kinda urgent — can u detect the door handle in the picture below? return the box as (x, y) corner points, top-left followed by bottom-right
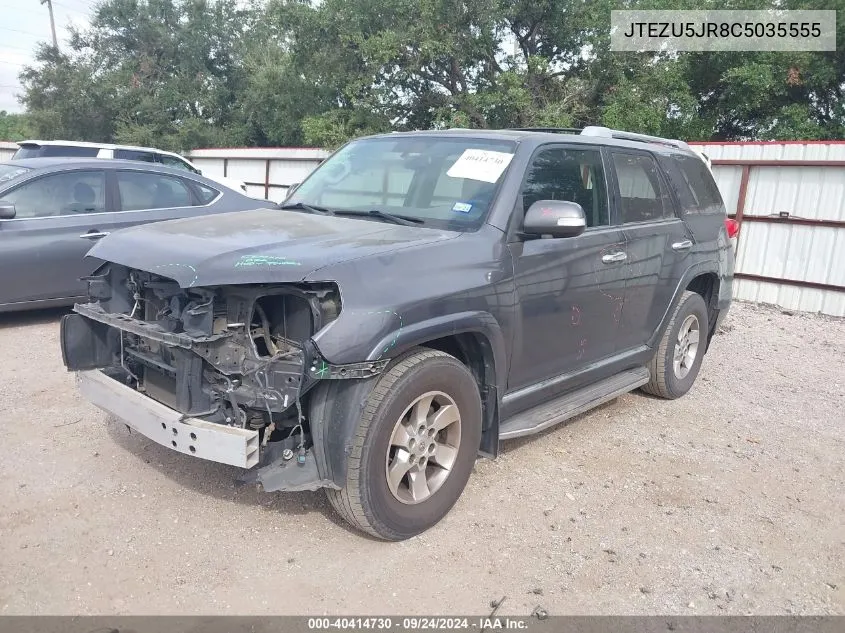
(672, 239), (693, 251)
(79, 231), (110, 240)
(601, 251), (627, 264)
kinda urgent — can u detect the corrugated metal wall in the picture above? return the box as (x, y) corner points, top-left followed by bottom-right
(188, 148), (329, 202)
(0, 142), (18, 161)
(690, 142), (845, 317)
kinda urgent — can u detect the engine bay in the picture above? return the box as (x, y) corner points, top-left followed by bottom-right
(65, 264), (347, 449)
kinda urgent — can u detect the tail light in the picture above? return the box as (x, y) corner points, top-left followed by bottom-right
(725, 218), (739, 238)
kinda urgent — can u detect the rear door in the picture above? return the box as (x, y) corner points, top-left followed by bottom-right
(609, 150), (691, 352)
(0, 169), (113, 304)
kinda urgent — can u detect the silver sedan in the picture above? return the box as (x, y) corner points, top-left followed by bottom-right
(0, 158), (265, 312)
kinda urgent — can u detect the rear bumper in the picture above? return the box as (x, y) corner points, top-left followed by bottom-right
(79, 370), (259, 468)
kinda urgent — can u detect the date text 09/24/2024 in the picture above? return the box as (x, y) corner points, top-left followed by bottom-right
(307, 618), (532, 630)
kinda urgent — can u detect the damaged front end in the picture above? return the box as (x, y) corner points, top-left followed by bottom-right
(61, 264), (387, 492)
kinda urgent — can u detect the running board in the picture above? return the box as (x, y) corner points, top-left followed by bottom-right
(499, 367), (650, 440)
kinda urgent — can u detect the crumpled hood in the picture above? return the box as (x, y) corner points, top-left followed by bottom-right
(88, 208), (458, 287)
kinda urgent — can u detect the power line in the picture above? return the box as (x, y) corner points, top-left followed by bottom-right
(0, 26), (48, 38)
(0, 3), (50, 17)
(0, 43), (38, 52)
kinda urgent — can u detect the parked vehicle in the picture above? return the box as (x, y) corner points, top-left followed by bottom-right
(61, 127), (734, 540)
(11, 140), (247, 193)
(0, 158), (262, 312)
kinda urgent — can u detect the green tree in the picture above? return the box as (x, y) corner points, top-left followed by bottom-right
(0, 111), (32, 141)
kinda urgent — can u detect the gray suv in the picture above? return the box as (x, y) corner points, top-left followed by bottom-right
(61, 127), (734, 540)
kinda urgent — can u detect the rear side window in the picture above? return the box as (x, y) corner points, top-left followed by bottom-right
(13, 145), (99, 158)
(611, 152), (674, 223)
(664, 154), (725, 214)
(116, 171), (193, 210)
(116, 149), (157, 163)
(520, 147), (609, 227)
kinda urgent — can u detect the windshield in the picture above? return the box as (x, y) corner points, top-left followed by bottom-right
(0, 164), (31, 184)
(286, 136), (517, 230)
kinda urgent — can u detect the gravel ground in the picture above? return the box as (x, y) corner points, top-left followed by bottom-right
(0, 301), (842, 616)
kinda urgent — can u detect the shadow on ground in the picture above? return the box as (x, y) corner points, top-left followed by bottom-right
(0, 306), (70, 330)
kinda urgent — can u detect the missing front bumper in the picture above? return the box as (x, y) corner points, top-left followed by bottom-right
(79, 370), (260, 468)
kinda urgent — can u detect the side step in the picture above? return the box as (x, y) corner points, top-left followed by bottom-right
(499, 367), (650, 440)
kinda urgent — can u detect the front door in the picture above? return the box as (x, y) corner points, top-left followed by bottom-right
(0, 168), (215, 307)
(0, 169), (113, 305)
(608, 150), (691, 352)
(507, 145), (627, 398)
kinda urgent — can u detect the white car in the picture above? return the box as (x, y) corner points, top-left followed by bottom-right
(12, 140), (247, 193)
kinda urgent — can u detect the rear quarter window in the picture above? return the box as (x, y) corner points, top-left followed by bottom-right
(194, 182), (220, 204)
(660, 154), (726, 215)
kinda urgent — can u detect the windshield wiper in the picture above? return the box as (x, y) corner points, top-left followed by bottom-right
(335, 209), (425, 226)
(277, 201), (335, 216)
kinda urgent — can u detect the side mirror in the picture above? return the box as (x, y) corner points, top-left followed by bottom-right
(522, 200), (586, 238)
(0, 202), (16, 220)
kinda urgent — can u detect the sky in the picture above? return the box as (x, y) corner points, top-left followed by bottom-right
(0, 0), (95, 113)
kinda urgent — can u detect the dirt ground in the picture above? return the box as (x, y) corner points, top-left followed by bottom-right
(0, 301), (842, 616)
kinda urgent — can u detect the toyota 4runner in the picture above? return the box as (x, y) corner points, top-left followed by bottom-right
(61, 127), (734, 540)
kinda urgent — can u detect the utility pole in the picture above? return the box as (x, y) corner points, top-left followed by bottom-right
(40, 0), (59, 50)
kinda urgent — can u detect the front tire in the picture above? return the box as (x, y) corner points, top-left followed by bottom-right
(642, 291), (709, 399)
(326, 348), (482, 540)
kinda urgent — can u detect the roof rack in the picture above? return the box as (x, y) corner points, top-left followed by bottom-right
(580, 126), (691, 151)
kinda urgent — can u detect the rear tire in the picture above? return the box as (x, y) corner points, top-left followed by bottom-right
(642, 291), (709, 399)
(326, 348), (482, 540)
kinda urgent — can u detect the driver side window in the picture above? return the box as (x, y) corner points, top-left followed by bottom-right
(521, 147), (609, 227)
(1, 171), (107, 218)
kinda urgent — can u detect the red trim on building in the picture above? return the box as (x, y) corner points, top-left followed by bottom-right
(692, 140), (845, 146)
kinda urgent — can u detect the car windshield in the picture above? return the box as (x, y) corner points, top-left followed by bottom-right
(286, 136), (517, 230)
(0, 164), (31, 184)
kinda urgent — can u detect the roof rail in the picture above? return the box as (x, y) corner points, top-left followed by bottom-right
(580, 126), (691, 151)
(508, 127), (582, 134)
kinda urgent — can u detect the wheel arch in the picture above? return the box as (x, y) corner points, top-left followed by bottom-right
(418, 332), (499, 458)
(650, 264), (721, 351)
(309, 314), (506, 488)
(685, 272), (720, 347)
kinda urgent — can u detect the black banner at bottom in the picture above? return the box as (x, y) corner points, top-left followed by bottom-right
(0, 616), (841, 633)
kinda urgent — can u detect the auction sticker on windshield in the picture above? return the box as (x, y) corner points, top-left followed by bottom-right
(446, 149), (514, 183)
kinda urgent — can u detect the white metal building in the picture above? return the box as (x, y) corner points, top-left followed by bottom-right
(0, 141), (17, 162)
(690, 141), (845, 317)
(187, 147), (330, 202)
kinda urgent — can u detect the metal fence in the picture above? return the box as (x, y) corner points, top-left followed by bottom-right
(690, 141), (845, 317)
(187, 147), (329, 202)
(0, 141), (17, 161)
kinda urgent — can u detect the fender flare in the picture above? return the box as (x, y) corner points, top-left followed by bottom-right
(365, 310), (508, 395)
(309, 312), (508, 486)
(649, 261), (720, 349)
